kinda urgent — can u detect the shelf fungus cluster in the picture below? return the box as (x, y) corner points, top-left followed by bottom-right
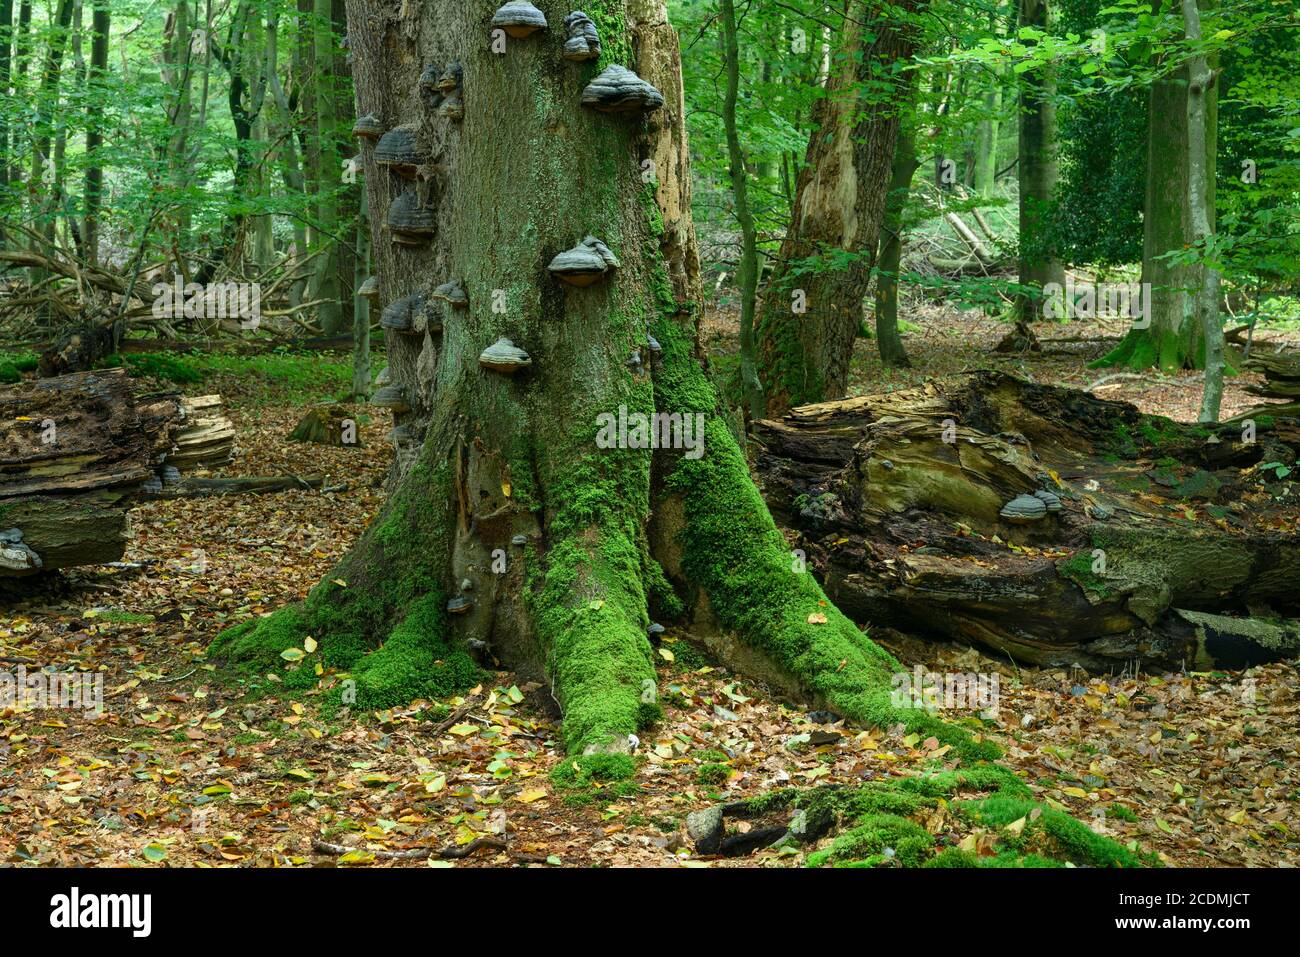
(562, 11), (601, 61)
(548, 235), (620, 286)
(581, 65), (664, 114)
(386, 191), (435, 246)
(492, 1), (547, 37)
(381, 294), (437, 336)
(436, 62), (464, 121)
(374, 125), (428, 177)
(479, 337), (532, 375)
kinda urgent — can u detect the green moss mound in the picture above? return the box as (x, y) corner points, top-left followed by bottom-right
(209, 462), (482, 710)
(732, 765), (1148, 868)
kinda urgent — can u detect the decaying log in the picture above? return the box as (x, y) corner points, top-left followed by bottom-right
(753, 370), (1300, 670)
(167, 395), (236, 470)
(0, 368), (233, 577)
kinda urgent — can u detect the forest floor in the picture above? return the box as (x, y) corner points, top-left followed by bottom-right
(2, 302), (1298, 868)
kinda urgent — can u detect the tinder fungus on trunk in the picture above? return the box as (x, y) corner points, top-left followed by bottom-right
(492, 1), (547, 38)
(479, 338), (532, 375)
(374, 125), (428, 177)
(562, 11), (601, 61)
(386, 191), (436, 246)
(548, 235), (621, 287)
(581, 65), (665, 114)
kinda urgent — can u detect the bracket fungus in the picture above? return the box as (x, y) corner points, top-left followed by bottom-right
(387, 424), (419, 445)
(562, 11), (601, 61)
(374, 125), (428, 177)
(999, 494), (1048, 524)
(419, 65), (444, 110)
(479, 338), (532, 375)
(374, 365), (391, 388)
(386, 191), (436, 246)
(548, 235), (620, 287)
(352, 114), (382, 140)
(0, 528), (42, 574)
(436, 62), (465, 121)
(625, 348), (643, 372)
(432, 279), (469, 310)
(646, 331), (663, 358)
(381, 294), (432, 336)
(371, 385), (412, 414)
(581, 65), (664, 114)
(491, 1), (547, 37)
(447, 596), (474, 615)
(358, 276), (380, 301)
(511, 534), (528, 547)
(1032, 489), (1064, 512)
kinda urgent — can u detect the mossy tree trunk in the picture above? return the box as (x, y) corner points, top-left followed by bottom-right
(873, 125), (917, 368)
(753, 0), (922, 416)
(213, 0), (978, 762)
(1015, 0), (1064, 322)
(1095, 0), (1218, 372)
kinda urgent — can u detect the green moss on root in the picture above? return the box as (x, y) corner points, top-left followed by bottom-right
(210, 463), (482, 709)
(650, 316), (997, 762)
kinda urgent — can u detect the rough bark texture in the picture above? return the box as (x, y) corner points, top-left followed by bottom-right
(754, 0), (921, 415)
(1015, 0), (1064, 322)
(212, 0), (988, 765)
(753, 371), (1300, 669)
(873, 127), (917, 368)
(1096, 0), (1217, 371)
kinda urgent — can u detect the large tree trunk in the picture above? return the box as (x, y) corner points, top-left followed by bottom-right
(211, 0), (980, 764)
(753, 0), (922, 416)
(753, 371), (1300, 669)
(1015, 0), (1064, 322)
(1095, 0), (1218, 372)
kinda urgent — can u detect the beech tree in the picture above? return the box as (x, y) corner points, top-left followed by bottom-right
(753, 0), (922, 415)
(212, 0), (970, 759)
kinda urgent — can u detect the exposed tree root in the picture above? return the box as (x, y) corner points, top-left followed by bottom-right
(688, 765), (1150, 868)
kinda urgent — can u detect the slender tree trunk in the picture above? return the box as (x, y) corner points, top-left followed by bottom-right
(212, 0), (972, 764)
(874, 126), (917, 368)
(719, 0), (762, 420)
(1182, 0), (1222, 420)
(1015, 0), (1064, 322)
(162, 0), (194, 248)
(753, 0), (923, 415)
(308, 0), (344, 333)
(1095, 0), (1218, 372)
(83, 0), (108, 263)
(0, 0), (13, 246)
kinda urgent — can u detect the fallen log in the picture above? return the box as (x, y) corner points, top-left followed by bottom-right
(141, 474), (325, 497)
(0, 368), (232, 577)
(753, 370), (1300, 670)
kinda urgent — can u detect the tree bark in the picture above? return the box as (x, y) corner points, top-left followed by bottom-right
(212, 0), (979, 763)
(873, 126), (917, 368)
(753, 0), (923, 416)
(1181, 0), (1223, 421)
(1015, 0), (1065, 322)
(718, 0), (762, 420)
(1095, 0), (1218, 372)
(82, 0), (108, 263)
